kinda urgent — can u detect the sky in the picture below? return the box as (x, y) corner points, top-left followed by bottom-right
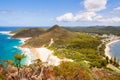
(0, 0), (120, 26)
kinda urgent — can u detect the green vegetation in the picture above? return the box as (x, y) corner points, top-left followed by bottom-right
(110, 57), (120, 67)
(48, 32), (107, 68)
(14, 53), (26, 68)
(0, 74), (5, 80)
(14, 53), (26, 75)
(12, 28), (46, 38)
(0, 25), (119, 79)
(65, 26), (120, 36)
(24, 25), (77, 47)
(54, 62), (92, 80)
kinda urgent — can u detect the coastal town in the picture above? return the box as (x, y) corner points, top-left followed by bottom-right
(100, 34), (120, 71)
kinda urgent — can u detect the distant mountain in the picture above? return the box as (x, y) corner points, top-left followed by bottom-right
(65, 26), (120, 35)
(12, 28), (46, 38)
(24, 25), (77, 47)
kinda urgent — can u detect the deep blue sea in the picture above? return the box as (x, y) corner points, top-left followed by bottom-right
(0, 34), (22, 60)
(0, 26), (49, 65)
(0, 27), (24, 64)
(1, 26), (119, 65)
(109, 41), (120, 60)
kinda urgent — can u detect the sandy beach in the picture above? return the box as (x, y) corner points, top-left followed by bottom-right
(36, 47), (61, 66)
(19, 47), (61, 66)
(18, 37), (61, 66)
(17, 37), (73, 66)
(4, 31), (73, 66)
(20, 46), (74, 66)
(18, 37), (31, 44)
(105, 39), (120, 59)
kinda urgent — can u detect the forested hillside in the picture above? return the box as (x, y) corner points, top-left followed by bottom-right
(0, 25), (119, 80)
(65, 26), (120, 35)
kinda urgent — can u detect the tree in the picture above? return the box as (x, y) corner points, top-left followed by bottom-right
(106, 56), (109, 63)
(14, 53), (26, 76)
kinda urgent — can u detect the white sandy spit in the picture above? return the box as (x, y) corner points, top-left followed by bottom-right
(105, 39), (120, 59)
(0, 31), (11, 34)
(0, 31), (15, 36)
(20, 47), (73, 66)
(36, 47), (73, 66)
(15, 37), (72, 66)
(19, 37), (31, 44)
(19, 47), (61, 66)
(36, 47), (61, 66)
(19, 47), (36, 65)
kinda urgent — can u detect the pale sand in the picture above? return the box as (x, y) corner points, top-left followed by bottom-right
(107, 64), (120, 72)
(35, 47), (73, 66)
(19, 47), (73, 66)
(36, 47), (61, 66)
(19, 47), (35, 65)
(19, 47), (42, 65)
(19, 37), (31, 44)
(0, 31), (15, 36)
(19, 47), (61, 66)
(105, 39), (120, 59)
(11, 34), (72, 66)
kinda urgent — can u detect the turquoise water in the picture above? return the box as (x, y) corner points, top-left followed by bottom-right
(0, 26), (49, 65)
(0, 33), (23, 64)
(109, 41), (120, 60)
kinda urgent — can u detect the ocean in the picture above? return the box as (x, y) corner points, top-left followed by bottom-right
(2, 27), (120, 65)
(0, 26), (49, 65)
(109, 41), (120, 61)
(0, 27), (24, 65)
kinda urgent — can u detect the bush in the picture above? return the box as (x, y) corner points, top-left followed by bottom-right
(54, 62), (92, 80)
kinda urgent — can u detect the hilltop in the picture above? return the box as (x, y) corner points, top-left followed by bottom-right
(12, 28), (46, 38)
(2, 25), (119, 80)
(24, 25), (78, 47)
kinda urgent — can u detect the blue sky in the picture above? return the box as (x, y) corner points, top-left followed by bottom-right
(0, 0), (120, 26)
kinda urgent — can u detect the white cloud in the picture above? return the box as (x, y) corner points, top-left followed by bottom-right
(94, 15), (120, 22)
(56, 0), (120, 23)
(113, 6), (120, 11)
(0, 10), (32, 14)
(84, 0), (107, 12)
(57, 12), (120, 23)
(56, 12), (96, 22)
(74, 11), (96, 21)
(0, 10), (13, 14)
(56, 13), (74, 22)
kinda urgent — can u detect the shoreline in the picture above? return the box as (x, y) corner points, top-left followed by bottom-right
(18, 37), (31, 44)
(0, 31), (15, 36)
(3, 31), (73, 66)
(17, 37), (61, 66)
(2, 31), (33, 65)
(105, 39), (120, 60)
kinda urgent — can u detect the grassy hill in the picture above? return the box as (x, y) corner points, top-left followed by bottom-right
(12, 28), (46, 38)
(4, 25), (119, 79)
(24, 25), (78, 47)
(13, 25), (107, 68)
